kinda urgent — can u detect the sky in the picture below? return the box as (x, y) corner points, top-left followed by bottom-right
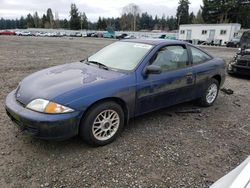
(0, 0), (203, 22)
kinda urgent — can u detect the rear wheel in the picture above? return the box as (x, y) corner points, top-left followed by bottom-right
(79, 101), (124, 146)
(198, 79), (219, 107)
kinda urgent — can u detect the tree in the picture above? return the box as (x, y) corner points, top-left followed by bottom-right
(80, 12), (88, 29)
(167, 16), (178, 31)
(234, 0), (250, 28)
(33, 12), (40, 28)
(122, 3), (140, 31)
(26, 13), (35, 28)
(139, 12), (149, 30)
(69, 3), (81, 30)
(41, 14), (47, 28)
(46, 8), (54, 28)
(193, 9), (204, 24)
(15, 19), (20, 28)
(160, 14), (168, 31)
(19, 16), (26, 29)
(201, 0), (250, 25)
(96, 17), (107, 30)
(120, 13), (134, 30)
(176, 0), (190, 26)
(0, 18), (7, 29)
(60, 19), (69, 29)
(54, 12), (60, 28)
(189, 12), (195, 24)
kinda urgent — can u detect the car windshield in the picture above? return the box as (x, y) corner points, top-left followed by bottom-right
(88, 41), (153, 71)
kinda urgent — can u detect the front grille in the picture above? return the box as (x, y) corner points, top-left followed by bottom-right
(237, 60), (250, 67)
(16, 99), (25, 107)
(235, 67), (250, 74)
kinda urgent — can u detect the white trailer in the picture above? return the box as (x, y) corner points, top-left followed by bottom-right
(178, 23), (241, 45)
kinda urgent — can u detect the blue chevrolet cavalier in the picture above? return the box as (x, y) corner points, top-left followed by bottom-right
(5, 39), (226, 146)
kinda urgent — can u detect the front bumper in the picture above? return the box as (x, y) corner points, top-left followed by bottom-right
(5, 90), (83, 140)
(227, 63), (250, 75)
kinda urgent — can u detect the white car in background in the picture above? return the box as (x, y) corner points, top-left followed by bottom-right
(35, 32), (47, 37)
(210, 156), (250, 188)
(18, 31), (32, 36)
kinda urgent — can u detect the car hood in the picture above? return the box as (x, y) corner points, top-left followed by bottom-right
(16, 62), (125, 105)
(240, 31), (250, 49)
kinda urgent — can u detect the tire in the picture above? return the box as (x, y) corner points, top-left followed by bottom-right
(198, 78), (219, 107)
(79, 101), (124, 146)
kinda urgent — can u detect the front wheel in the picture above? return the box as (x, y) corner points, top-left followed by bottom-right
(79, 101), (124, 146)
(198, 79), (219, 107)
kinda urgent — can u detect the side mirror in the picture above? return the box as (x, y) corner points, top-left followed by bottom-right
(143, 65), (162, 75)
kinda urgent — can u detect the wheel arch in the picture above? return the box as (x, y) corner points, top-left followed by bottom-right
(79, 97), (129, 132)
(212, 74), (221, 86)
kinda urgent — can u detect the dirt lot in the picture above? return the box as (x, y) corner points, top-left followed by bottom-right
(0, 36), (249, 188)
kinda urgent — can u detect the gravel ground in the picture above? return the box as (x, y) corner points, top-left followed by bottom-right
(0, 36), (249, 188)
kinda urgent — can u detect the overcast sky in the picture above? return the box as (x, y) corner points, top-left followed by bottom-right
(0, 0), (203, 22)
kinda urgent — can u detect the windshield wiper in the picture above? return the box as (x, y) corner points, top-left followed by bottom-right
(86, 59), (109, 70)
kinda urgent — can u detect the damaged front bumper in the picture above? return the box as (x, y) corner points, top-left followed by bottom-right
(227, 62), (250, 75)
(5, 90), (82, 140)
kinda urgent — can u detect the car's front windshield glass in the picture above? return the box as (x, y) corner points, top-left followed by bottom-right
(88, 41), (153, 71)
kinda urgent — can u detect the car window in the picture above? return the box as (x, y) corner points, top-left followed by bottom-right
(88, 42), (153, 71)
(150, 45), (188, 72)
(190, 46), (211, 65)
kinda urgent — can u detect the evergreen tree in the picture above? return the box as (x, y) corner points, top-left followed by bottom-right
(41, 14), (47, 28)
(189, 12), (195, 24)
(235, 0), (250, 28)
(46, 8), (54, 28)
(201, 0), (250, 25)
(176, 0), (190, 26)
(193, 9), (204, 24)
(69, 3), (81, 30)
(61, 19), (69, 29)
(80, 12), (88, 29)
(19, 16), (26, 29)
(26, 13), (35, 28)
(33, 12), (40, 28)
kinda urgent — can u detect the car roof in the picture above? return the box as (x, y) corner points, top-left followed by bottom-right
(122, 39), (187, 46)
(122, 38), (213, 58)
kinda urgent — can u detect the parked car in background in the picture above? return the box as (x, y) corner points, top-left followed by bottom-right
(5, 39), (225, 146)
(87, 32), (95, 37)
(35, 32), (47, 37)
(103, 26), (115, 38)
(82, 32), (87, 37)
(70, 32), (82, 37)
(103, 32), (115, 38)
(226, 36), (241, 48)
(159, 34), (177, 40)
(227, 31), (250, 75)
(124, 35), (136, 39)
(47, 32), (58, 37)
(0, 30), (16, 35)
(17, 31), (32, 36)
(116, 33), (128, 40)
(91, 32), (103, 38)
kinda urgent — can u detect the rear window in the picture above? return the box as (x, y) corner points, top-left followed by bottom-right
(190, 46), (211, 65)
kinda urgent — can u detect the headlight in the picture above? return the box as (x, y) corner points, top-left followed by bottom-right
(26, 99), (74, 114)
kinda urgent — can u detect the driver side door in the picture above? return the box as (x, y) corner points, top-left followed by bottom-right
(136, 44), (195, 115)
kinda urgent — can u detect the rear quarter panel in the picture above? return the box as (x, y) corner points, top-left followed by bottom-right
(193, 58), (226, 98)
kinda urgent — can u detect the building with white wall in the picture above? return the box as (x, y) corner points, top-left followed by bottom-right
(178, 23), (241, 45)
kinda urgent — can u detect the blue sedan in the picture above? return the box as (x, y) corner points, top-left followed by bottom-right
(5, 39), (226, 146)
